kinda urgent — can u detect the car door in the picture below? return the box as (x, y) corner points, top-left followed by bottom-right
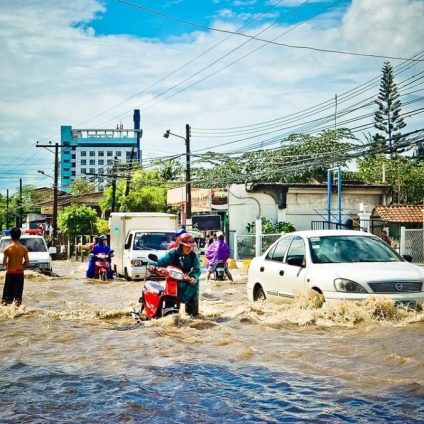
(259, 236), (292, 297)
(279, 236), (307, 298)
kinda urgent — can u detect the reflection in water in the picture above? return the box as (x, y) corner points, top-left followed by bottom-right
(0, 262), (424, 421)
(1, 362), (424, 423)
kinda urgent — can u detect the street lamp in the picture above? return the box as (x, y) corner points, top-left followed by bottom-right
(163, 124), (191, 228)
(38, 170), (54, 179)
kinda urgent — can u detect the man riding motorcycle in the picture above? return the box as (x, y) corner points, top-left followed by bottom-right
(147, 233), (201, 317)
(86, 235), (114, 279)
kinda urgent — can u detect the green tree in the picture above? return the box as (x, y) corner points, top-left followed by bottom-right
(193, 129), (356, 186)
(374, 61), (407, 155)
(58, 204), (98, 237)
(69, 178), (96, 195)
(95, 218), (110, 236)
(153, 158), (184, 181)
(357, 154), (424, 203)
(99, 169), (168, 214)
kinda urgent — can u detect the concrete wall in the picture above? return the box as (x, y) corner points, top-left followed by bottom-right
(228, 184), (387, 234)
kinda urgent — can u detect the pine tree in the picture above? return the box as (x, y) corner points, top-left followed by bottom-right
(374, 61), (406, 155)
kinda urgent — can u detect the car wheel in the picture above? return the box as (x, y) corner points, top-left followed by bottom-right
(253, 284), (266, 301)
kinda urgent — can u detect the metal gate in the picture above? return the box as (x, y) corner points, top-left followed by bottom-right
(400, 228), (424, 263)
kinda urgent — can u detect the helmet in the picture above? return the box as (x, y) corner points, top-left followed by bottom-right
(98, 235), (107, 241)
(175, 228), (187, 237)
(179, 233), (196, 248)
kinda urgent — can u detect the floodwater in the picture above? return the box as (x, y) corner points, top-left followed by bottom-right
(1, 261), (424, 423)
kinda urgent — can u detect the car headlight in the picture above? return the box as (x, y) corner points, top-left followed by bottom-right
(133, 260), (143, 267)
(334, 278), (368, 293)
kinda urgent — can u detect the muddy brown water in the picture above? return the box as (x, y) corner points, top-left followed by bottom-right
(1, 261), (423, 422)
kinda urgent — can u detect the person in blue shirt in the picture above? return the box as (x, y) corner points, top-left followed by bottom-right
(147, 233), (201, 317)
(86, 235), (114, 279)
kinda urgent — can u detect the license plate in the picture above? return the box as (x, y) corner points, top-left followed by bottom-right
(394, 300), (418, 310)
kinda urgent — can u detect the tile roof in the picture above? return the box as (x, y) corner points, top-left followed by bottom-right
(374, 204), (424, 223)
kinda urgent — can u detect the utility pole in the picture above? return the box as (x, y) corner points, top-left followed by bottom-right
(53, 142), (59, 240)
(111, 157), (117, 213)
(163, 124), (191, 227)
(16, 178), (23, 228)
(125, 147), (135, 197)
(6, 189), (9, 229)
(185, 123), (192, 227)
(37, 142), (61, 241)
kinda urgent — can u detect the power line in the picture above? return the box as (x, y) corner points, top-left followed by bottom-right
(118, 0), (424, 63)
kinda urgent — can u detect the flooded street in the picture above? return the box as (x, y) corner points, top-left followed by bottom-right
(1, 260), (424, 423)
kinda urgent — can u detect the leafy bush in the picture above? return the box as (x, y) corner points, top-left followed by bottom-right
(246, 217), (295, 234)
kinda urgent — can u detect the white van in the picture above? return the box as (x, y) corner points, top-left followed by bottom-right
(0, 235), (56, 272)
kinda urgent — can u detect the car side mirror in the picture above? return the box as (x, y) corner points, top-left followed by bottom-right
(48, 246), (57, 255)
(403, 254), (413, 263)
(286, 256), (305, 267)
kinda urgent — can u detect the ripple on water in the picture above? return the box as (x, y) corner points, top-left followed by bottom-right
(1, 362), (423, 423)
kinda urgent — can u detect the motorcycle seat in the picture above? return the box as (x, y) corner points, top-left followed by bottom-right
(145, 281), (165, 294)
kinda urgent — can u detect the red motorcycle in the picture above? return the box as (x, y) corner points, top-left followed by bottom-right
(90, 252), (112, 281)
(131, 258), (195, 320)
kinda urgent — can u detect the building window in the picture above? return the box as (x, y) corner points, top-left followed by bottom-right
(98, 151), (104, 157)
(107, 151), (113, 156)
(89, 151), (95, 157)
(89, 159), (95, 165)
(89, 168), (95, 174)
(81, 151), (87, 157)
(72, 154), (76, 159)
(71, 171), (76, 176)
(63, 168), (70, 171)
(81, 159), (86, 165)
(107, 159), (113, 165)
(63, 159), (70, 163)
(81, 168), (86, 174)
(116, 151), (122, 157)
(98, 159), (104, 165)
(98, 168), (104, 174)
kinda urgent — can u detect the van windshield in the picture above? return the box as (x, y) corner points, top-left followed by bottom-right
(0, 237), (47, 253)
(132, 232), (175, 251)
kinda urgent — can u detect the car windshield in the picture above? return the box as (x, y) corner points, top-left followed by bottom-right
(0, 237), (47, 253)
(132, 232), (175, 251)
(309, 235), (402, 264)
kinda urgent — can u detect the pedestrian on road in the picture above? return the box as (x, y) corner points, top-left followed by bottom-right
(1, 227), (30, 307)
(380, 230), (392, 246)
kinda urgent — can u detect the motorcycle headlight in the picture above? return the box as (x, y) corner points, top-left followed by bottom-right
(334, 278), (368, 293)
(133, 260), (143, 267)
(169, 269), (184, 280)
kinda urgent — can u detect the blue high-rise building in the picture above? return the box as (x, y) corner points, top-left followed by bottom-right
(60, 110), (142, 191)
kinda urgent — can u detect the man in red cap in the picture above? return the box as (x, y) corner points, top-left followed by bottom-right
(148, 233), (201, 317)
(167, 228), (187, 250)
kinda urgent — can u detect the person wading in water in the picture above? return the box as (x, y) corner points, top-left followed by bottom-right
(1, 227), (30, 307)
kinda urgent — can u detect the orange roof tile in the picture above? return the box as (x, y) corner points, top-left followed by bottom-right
(374, 205), (424, 223)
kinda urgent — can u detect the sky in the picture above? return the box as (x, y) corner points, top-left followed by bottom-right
(1, 0), (424, 193)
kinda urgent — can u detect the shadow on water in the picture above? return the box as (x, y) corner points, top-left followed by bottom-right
(1, 362), (423, 423)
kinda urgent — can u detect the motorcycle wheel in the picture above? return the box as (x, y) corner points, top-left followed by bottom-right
(100, 272), (107, 281)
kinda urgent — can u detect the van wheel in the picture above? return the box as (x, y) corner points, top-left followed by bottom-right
(253, 285), (266, 301)
(124, 268), (132, 281)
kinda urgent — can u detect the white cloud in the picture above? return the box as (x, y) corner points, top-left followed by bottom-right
(0, 0), (423, 191)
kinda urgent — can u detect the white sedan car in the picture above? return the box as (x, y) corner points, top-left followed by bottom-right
(247, 230), (424, 305)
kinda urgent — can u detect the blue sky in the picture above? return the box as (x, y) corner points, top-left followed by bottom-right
(0, 0), (423, 193)
(89, 0), (350, 40)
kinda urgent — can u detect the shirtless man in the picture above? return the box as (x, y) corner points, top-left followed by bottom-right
(1, 227), (30, 307)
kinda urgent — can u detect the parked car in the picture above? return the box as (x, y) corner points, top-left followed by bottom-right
(247, 230), (424, 305)
(0, 235), (56, 272)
